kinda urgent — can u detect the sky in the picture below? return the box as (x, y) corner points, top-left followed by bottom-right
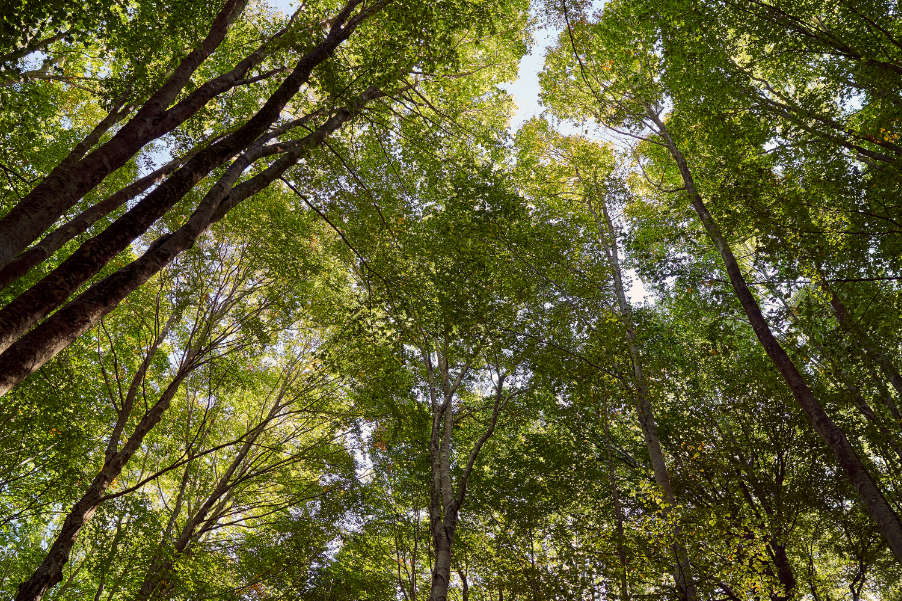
(499, 20), (558, 130)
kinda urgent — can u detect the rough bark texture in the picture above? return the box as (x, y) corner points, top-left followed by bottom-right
(650, 113), (902, 562)
(0, 154), (184, 291)
(0, 8), (369, 359)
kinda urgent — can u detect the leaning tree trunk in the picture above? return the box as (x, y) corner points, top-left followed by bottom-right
(0, 0), (252, 266)
(0, 11), (373, 359)
(15, 369), (191, 601)
(648, 111), (902, 563)
(819, 278), (902, 415)
(0, 89), (381, 396)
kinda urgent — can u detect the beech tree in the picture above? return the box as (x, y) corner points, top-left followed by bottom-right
(2, 0), (902, 599)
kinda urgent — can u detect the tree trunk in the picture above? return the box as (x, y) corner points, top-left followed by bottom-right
(820, 280), (902, 416)
(587, 188), (697, 601)
(768, 541), (796, 601)
(649, 111), (902, 563)
(0, 0), (251, 266)
(0, 153), (185, 292)
(459, 569), (469, 601)
(0, 90), (379, 396)
(15, 370), (190, 601)
(0, 11), (368, 358)
(429, 519), (454, 601)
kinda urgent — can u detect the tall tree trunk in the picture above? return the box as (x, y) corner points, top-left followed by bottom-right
(428, 363), (457, 601)
(429, 513), (455, 601)
(0, 10), (374, 361)
(0, 150), (188, 291)
(600, 399), (630, 601)
(422, 352), (506, 601)
(648, 111), (902, 562)
(15, 367), (192, 601)
(587, 188), (697, 601)
(0, 90), (380, 396)
(819, 280), (902, 416)
(768, 541), (796, 601)
(0, 0), (251, 266)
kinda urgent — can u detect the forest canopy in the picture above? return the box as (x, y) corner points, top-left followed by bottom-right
(0, 0), (901, 600)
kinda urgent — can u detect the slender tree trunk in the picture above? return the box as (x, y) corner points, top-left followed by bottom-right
(587, 189), (697, 601)
(649, 112), (902, 562)
(600, 400), (630, 601)
(820, 280), (902, 416)
(459, 569), (469, 601)
(428, 369), (457, 601)
(15, 368), (191, 601)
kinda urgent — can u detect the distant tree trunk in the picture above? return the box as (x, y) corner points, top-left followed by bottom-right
(647, 110), (902, 563)
(459, 569), (469, 601)
(587, 186), (697, 601)
(428, 507), (455, 601)
(819, 279), (902, 417)
(768, 541), (796, 601)
(600, 400), (630, 601)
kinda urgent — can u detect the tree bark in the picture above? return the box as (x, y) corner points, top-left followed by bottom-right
(0, 8), (373, 361)
(648, 111), (902, 563)
(0, 88), (382, 396)
(587, 186), (697, 601)
(768, 541), (796, 601)
(0, 153), (185, 292)
(459, 569), (469, 601)
(0, 0), (251, 266)
(423, 351), (506, 601)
